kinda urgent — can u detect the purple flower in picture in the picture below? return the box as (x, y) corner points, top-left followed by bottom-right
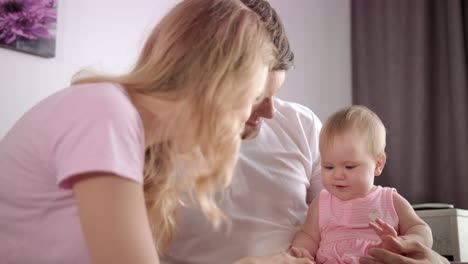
(0, 0), (57, 44)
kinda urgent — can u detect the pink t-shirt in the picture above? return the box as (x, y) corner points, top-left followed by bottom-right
(0, 82), (145, 263)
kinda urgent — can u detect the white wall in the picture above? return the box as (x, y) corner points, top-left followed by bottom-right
(0, 0), (351, 138)
(270, 0), (352, 120)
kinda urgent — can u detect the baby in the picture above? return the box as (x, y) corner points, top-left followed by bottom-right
(290, 105), (432, 263)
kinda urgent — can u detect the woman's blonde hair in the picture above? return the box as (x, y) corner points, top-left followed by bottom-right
(319, 105), (386, 159)
(73, 0), (274, 253)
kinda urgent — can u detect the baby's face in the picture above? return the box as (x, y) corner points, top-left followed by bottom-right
(320, 130), (383, 201)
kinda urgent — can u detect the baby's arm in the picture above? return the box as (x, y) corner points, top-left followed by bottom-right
(392, 192), (433, 247)
(290, 196), (321, 259)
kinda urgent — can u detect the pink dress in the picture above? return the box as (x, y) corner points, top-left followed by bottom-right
(316, 186), (399, 264)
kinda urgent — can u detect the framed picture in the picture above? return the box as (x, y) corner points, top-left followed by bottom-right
(0, 0), (58, 58)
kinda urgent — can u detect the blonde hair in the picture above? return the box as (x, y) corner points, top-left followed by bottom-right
(319, 105), (386, 159)
(73, 0), (274, 253)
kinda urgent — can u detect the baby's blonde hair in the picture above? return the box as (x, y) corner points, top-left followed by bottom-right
(73, 0), (274, 253)
(319, 105), (386, 159)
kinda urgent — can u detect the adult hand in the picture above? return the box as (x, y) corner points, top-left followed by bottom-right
(234, 252), (315, 264)
(359, 235), (449, 264)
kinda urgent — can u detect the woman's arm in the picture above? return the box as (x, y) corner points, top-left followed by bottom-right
(393, 192), (433, 247)
(73, 173), (159, 264)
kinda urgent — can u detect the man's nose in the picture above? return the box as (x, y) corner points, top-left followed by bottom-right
(255, 98), (275, 119)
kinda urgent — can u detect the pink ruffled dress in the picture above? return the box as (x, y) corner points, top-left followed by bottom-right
(316, 186), (399, 264)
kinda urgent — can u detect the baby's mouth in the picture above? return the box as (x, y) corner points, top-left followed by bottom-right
(334, 185), (348, 189)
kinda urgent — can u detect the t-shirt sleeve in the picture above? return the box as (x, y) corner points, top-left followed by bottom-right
(47, 85), (145, 188)
(306, 111), (324, 204)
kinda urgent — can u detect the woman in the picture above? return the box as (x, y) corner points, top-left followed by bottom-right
(0, 0), (276, 263)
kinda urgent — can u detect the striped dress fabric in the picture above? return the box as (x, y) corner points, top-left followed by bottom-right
(316, 186), (399, 263)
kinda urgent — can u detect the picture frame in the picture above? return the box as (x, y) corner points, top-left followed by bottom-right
(0, 0), (58, 58)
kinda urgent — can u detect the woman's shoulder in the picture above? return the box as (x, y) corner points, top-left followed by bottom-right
(52, 82), (135, 119)
(67, 82), (129, 105)
(42, 82), (142, 143)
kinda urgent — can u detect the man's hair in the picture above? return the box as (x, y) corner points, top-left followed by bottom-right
(320, 105), (387, 159)
(241, 0), (294, 70)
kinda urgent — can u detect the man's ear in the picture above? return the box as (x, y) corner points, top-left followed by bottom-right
(374, 152), (387, 176)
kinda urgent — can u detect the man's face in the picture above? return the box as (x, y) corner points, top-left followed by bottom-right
(241, 70), (286, 140)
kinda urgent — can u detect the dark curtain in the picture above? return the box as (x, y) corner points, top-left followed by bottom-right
(352, 0), (468, 209)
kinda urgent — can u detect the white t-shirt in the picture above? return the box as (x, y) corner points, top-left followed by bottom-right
(162, 98), (323, 264)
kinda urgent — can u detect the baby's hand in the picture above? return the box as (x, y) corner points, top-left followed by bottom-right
(369, 218), (397, 238)
(368, 218), (399, 254)
(289, 247), (315, 263)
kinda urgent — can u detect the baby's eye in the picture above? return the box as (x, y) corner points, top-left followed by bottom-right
(345, 165), (356, 169)
(323, 165), (334, 170)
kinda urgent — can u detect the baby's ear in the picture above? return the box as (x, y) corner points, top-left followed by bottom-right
(374, 153), (387, 176)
